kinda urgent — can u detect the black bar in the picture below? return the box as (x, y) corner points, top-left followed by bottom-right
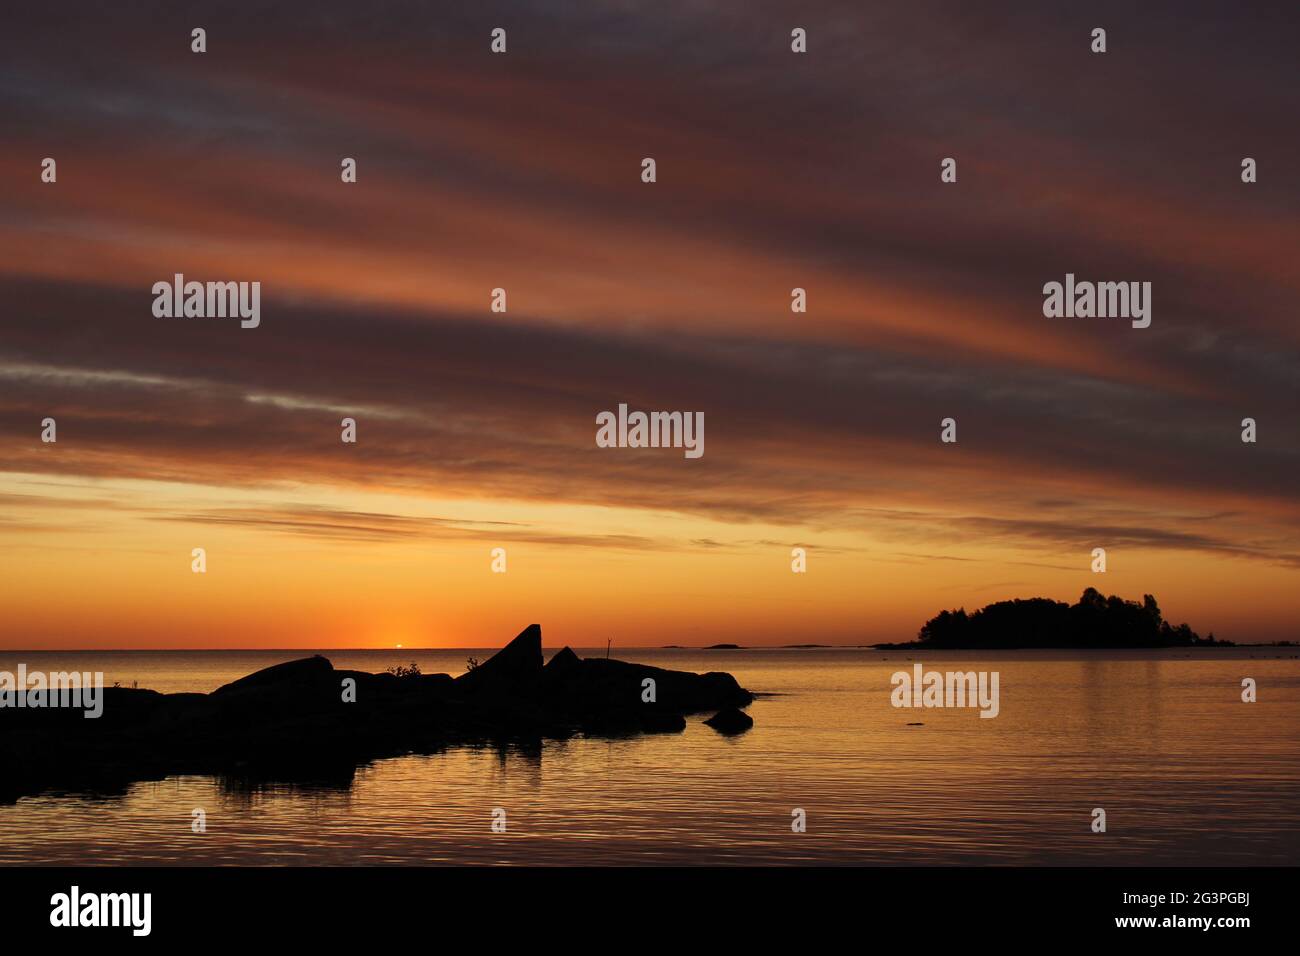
(0, 866), (1282, 942)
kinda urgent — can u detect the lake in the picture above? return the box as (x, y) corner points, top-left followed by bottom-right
(1, 647), (1296, 865)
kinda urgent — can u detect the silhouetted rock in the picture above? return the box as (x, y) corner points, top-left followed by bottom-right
(0, 625), (753, 804)
(213, 655), (333, 695)
(541, 657), (751, 716)
(640, 711), (688, 734)
(544, 646), (581, 676)
(704, 708), (753, 734)
(455, 624), (543, 694)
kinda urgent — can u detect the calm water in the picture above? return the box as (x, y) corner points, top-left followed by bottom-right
(1, 647), (1297, 865)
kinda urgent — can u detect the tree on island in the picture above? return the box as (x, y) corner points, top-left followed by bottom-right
(910, 588), (1229, 649)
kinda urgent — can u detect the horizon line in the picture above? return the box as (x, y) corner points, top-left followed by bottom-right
(2, 643), (1289, 653)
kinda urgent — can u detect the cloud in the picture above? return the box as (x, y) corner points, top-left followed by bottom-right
(1, 0), (1298, 583)
(147, 504), (671, 550)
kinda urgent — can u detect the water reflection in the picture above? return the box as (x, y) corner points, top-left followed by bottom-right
(0, 649), (1296, 865)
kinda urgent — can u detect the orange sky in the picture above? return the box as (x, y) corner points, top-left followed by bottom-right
(2, 3), (1298, 647)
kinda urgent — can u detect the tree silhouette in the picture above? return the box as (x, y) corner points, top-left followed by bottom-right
(912, 590), (1229, 648)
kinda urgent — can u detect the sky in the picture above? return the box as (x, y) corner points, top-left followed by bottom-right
(1, 1), (1297, 648)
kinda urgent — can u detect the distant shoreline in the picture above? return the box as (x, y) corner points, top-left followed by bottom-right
(870, 641), (1297, 650)
(2, 642), (1297, 653)
(666, 641), (1298, 650)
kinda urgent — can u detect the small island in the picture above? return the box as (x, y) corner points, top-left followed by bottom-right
(875, 588), (1232, 650)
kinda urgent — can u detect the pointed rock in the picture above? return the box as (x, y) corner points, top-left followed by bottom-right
(456, 624), (544, 693)
(544, 646), (581, 674)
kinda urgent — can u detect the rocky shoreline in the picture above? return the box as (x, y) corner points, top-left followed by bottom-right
(0, 625), (754, 804)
